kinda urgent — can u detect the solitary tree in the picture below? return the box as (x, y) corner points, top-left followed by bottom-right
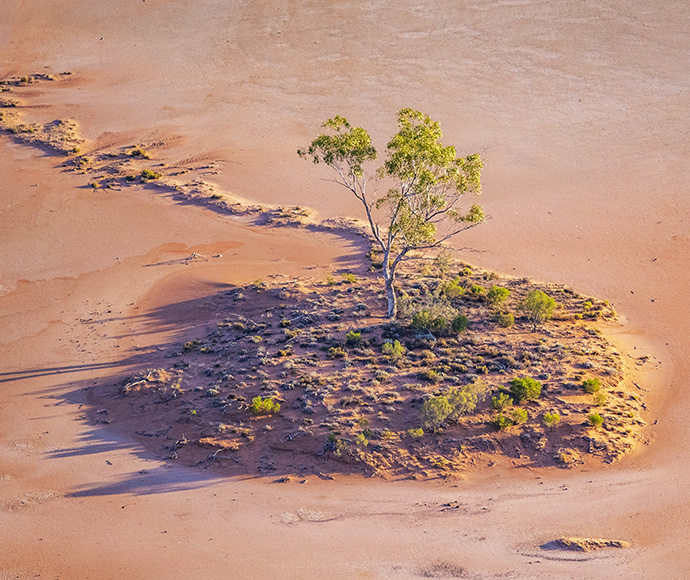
(519, 290), (556, 331)
(298, 109), (484, 318)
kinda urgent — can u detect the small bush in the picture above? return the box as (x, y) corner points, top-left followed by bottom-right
(492, 392), (512, 410)
(543, 412), (561, 428)
(451, 314), (469, 333)
(341, 272), (357, 284)
(487, 286), (510, 306)
(588, 413), (604, 429)
(494, 311), (515, 328)
(130, 147), (150, 158)
(442, 277), (466, 299)
(520, 290), (556, 330)
(511, 408), (528, 425)
(490, 414), (513, 430)
(382, 339), (406, 361)
(420, 395), (453, 431)
(140, 169), (162, 180)
(509, 376), (542, 403)
(327, 346), (347, 359)
(418, 369), (442, 383)
(411, 309), (447, 335)
(407, 428), (424, 439)
(582, 378), (602, 394)
(345, 331), (362, 346)
(249, 396), (281, 415)
(470, 284), (485, 295)
(445, 380), (490, 419)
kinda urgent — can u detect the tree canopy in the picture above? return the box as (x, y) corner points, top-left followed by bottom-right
(299, 109), (484, 318)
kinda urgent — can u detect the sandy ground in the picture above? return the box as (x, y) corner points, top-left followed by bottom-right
(1, 1), (690, 578)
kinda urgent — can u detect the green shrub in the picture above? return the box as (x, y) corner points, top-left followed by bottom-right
(451, 314), (469, 333)
(382, 339), (406, 361)
(407, 427), (424, 439)
(140, 169), (162, 180)
(249, 396), (281, 415)
(543, 412), (561, 428)
(411, 309), (447, 335)
(494, 311), (515, 328)
(588, 413), (604, 429)
(582, 378), (602, 394)
(509, 376), (542, 403)
(420, 395), (453, 431)
(470, 284), (485, 295)
(355, 432), (369, 447)
(442, 277), (466, 299)
(490, 414), (513, 430)
(519, 290), (556, 330)
(445, 380), (490, 419)
(511, 408), (528, 425)
(487, 286), (510, 306)
(341, 272), (357, 284)
(345, 331), (362, 346)
(492, 392), (512, 410)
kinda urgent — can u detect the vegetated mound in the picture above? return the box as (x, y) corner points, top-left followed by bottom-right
(550, 537), (631, 552)
(95, 259), (648, 479)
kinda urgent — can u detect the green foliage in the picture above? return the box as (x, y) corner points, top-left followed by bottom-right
(487, 286), (510, 306)
(491, 392), (512, 411)
(470, 284), (485, 295)
(140, 169), (162, 180)
(407, 427), (424, 439)
(442, 276), (466, 299)
(490, 414), (513, 430)
(299, 109), (484, 319)
(355, 432), (369, 447)
(419, 395), (453, 431)
(248, 396), (281, 415)
(382, 339), (406, 361)
(494, 311), (515, 328)
(341, 272), (357, 284)
(520, 290), (556, 330)
(582, 378), (602, 394)
(588, 413), (604, 429)
(411, 309), (448, 335)
(543, 412), (561, 428)
(511, 408), (528, 425)
(509, 376), (542, 403)
(445, 380), (490, 419)
(451, 314), (469, 334)
(345, 331), (362, 346)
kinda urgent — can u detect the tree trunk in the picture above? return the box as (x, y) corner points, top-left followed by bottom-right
(385, 274), (396, 318)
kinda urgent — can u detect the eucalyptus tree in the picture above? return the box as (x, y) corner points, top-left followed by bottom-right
(298, 108), (484, 318)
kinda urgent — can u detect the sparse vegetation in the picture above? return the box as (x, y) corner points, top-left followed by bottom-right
(140, 169), (162, 180)
(102, 257), (643, 477)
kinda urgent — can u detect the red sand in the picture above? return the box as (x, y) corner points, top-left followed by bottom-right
(2, 1), (690, 578)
